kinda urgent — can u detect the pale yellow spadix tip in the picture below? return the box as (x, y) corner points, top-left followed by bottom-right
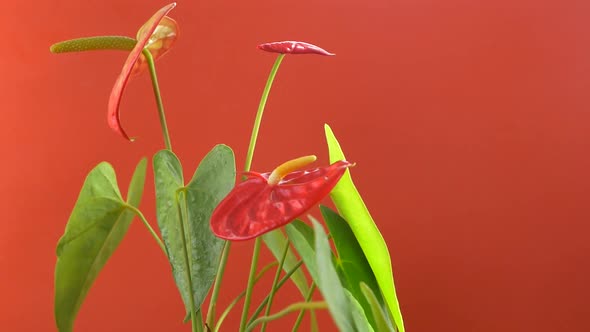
(268, 155), (317, 185)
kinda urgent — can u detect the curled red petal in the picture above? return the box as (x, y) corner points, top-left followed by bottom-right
(210, 160), (352, 241)
(257, 41), (334, 56)
(107, 3), (176, 140)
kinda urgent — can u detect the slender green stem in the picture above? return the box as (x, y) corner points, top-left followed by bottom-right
(246, 302), (328, 332)
(125, 204), (166, 255)
(239, 238), (262, 331)
(145, 50), (173, 151)
(247, 260), (304, 326)
(175, 189), (198, 332)
(291, 283), (317, 332)
(213, 262), (278, 332)
(206, 241), (231, 328)
(243, 54), (285, 172)
(211, 54), (286, 332)
(261, 239), (291, 332)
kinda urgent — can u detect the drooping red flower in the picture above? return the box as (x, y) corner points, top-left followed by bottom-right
(108, 3), (178, 140)
(210, 156), (353, 241)
(257, 41), (334, 56)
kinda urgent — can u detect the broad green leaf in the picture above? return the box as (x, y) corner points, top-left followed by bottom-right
(262, 230), (309, 296)
(321, 205), (382, 329)
(153, 145), (235, 317)
(312, 218), (355, 332)
(55, 158), (147, 332)
(325, 124), (404, 332)
(50, 36), (136, 53)
(285, 220), (318, 282)
(361, 283), (395, 332)
(345, 289), (375, 332)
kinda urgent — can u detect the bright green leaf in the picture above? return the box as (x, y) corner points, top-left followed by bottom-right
(312, 218), (355, 332)
(321, 205), (382, 330)
(262, 230), (309, 296)
(55, 158), (147, 332)
(361, 283), (395, 332)
(153, 145), (235, 318)
(325, 124), (404, 332)
(50, 36), (136, 53)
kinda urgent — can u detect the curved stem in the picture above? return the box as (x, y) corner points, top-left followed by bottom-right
(144, 50), (173, 151)
(246, 302), (327, 332)
(243, 54), (285, 172)
(247, 260), (304, 326)
(239, 238), (262, 331)
(261, 239), (290, 332)
(206, 241), (230, 328)
(175, 189), (198, 332)
(238, 54), (286, 332)
(125, 204), (166, 255)
(291, 283), (317, 332)
(213, 262), (278, 332)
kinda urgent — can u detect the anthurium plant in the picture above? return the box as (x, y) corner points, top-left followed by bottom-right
(51, 3), (404, 332)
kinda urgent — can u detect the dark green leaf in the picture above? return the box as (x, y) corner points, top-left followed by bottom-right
(153, 145), (235, 317)
(50, 36), (136, 53)
(312, 218), (355, 332)
(325, 124), (405, 332)
(361, 283), (395, 332)
(55, 158), (147, 332)
(321, 205), (382, 329)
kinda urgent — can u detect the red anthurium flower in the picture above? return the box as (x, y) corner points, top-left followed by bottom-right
(108, 3), (178, 141)
(211, 155), (353, 241)
(257, 41), (334, 56)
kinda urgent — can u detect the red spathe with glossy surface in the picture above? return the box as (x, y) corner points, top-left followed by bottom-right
(211, 160), (352, 240)
(257, 41), (334, 56)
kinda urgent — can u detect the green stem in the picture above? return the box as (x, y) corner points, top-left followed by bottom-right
(206, 241), (230, 328)
(291, 283), (317, 332)
(239, 238), (262, 331)
(207, 54), (286, 331)
(243, 54), (285, 172)
(145, 49), (173, 151)
(246, 302), (328, 332)
(261, 239), (291, 332)
(176, 189), (198, 332)
(237, 53), (286, 332)
(213, 262), (278, 332)
(125, 204), (166, 255)
(247, 260), (304, 326)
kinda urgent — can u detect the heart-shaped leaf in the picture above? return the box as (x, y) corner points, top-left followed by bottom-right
(153, 145), (235, 317)
(54, 158), (147, 332)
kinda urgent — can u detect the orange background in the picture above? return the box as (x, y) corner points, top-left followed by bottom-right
(2, 0), (589, 331)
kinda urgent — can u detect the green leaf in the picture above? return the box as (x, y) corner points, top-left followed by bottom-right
(55, 158), (147, 332)
(262, 230), (309, 296)
(345, 289), (375, 332)
(324, 124), (405, 332)
(312, 218), (355, 332)
(360, 283), (395, 332)
(50, 36), (137, 53)
(285, 220), (319, 283)
(153, 145), (235, 317)
(321, 205), (382, 330)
